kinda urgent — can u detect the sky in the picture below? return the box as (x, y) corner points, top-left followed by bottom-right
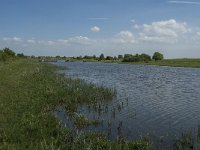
(0, 0), (200, 58)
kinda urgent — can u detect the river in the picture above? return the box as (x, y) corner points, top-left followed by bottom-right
(53, 61), (200, 149)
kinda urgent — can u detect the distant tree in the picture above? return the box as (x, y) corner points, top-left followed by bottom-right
(152, 52), (164, 61)
(122, 53), (152, 62)
(3, 48), (15, 57)
(0, 50), (3, 61)
(118, 55), (123, 59)
(105, 56), (113, 60)
(99, 54), (104, 60)
(140, 53), (151, 62)
(76, 55), (82, 60)
(124, 54), (132, 59)
(17, 53), (25, 57)
(0, 48), (16, 61)
(92, 55), (96, 59)
(83, 55), (93, 59)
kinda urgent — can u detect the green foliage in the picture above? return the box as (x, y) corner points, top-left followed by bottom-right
(83, 55), (94, 59)
(72, 133), (153, 150)
(3, 47), (16, 56)
(99, 53), (105, 60)
(152, 52), (164, 61)
(0, 47), (16, 62)
(122, 53), (151, 62)
(118, 55), (123, 59)
(17, 53), (25, 57)
(106, 56), (113, 60)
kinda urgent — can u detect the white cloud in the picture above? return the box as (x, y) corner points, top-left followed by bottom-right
(34, 36), (93, 46)
(27, 39), (35, 43)
(115, 31), (135, 44)
(168, 1), (200, 5)
(131, 19), (136, 23)
(3, 37), (22, 42)
(91, 26), (100, 32)
(197, 32), (200, 36)
(68, 36), (93, 45)
(133, 24), (140, 29)
(139, 19), (189, 43)
(47, 41), (56, 45)
(57, 39), (68, 44)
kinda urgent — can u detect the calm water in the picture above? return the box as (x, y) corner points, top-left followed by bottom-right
(53, 61), (200, 149)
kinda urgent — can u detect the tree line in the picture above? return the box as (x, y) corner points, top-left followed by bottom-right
(0, 47), (164, 63)
(0, 48), (25, 62)
(74, 52), (164, 62)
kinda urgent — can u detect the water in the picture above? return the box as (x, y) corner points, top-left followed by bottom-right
(53, 61), (200, 149)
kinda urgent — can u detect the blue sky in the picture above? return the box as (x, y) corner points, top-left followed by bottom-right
(1, 0), (200, 58)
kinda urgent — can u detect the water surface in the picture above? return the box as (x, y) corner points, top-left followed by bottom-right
(53, 61), (200, 149)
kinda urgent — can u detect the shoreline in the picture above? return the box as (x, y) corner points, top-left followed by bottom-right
(0, 59), (153, 150)
(48, 58), (200, 68)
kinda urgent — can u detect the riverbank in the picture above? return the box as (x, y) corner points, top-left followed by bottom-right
(0, 59), (153, 150)
(66, 58), (200, 68)
(126, 59), (200, 68)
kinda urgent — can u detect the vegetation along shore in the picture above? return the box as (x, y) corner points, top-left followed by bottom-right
(0, 48), (153, 149)
(37, 52), (200, 68)
(1, 47), (200, 149)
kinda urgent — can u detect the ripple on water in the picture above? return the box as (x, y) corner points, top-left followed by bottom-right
(53, 61), (200, 148)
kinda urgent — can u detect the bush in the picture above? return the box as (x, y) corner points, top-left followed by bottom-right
(122, 53), (151, 62)
(0, 48), (16, 62)
(152, 52), (164, 61)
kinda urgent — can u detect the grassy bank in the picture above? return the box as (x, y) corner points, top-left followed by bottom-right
(0, 59), (153, 150)
(63, 58), (200, 68)
(107, 59), (200, 68)
(138, 59), (200, 68)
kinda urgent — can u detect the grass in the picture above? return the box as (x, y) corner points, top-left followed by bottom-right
(69, 58), (200, 68)
(73, 114), (102, 128)
(0, 59), (153, 150)
(145, 59), (200, 68)
(119, 59), (200, 68)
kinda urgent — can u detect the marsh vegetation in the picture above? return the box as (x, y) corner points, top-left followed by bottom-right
(0, 58), (153, 149)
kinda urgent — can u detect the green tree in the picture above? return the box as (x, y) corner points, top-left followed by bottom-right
(99, 54), (104, 60)
(152, 52), (164, 61)
(17, 53), (25, 57)
(3, 47), (15, 57)
(0, 50), (3, 61)
(140, 53), (151, 62)
(92, 55), (96, 59)
(118, 55), (123, 59)
(0, 48), (16, 62)
(105, 56), (113, 60)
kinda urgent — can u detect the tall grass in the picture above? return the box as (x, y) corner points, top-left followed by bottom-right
(0, 59), (153, 149)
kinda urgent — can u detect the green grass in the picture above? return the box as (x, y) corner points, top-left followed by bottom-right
(70, 58), (200, 68)
(146, 59), (200, 68)
(119, 59), (200, 68)
(0, 59), (153, 150)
